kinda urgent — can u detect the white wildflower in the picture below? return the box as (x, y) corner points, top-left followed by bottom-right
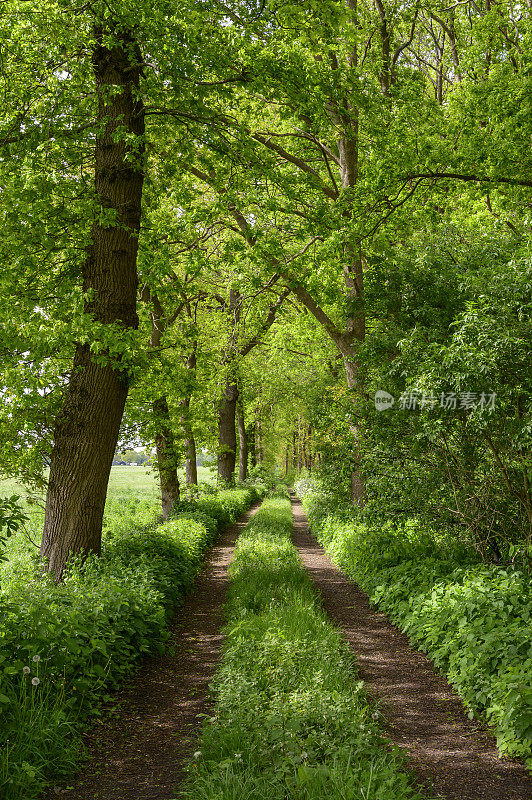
(32, 655), (41, 663)
(193, 751), (201, 760)
(22, 666), (30, 675)
(31, 677), (40, 686)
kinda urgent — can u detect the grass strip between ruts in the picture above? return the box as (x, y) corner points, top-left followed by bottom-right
(177, 494), (429, 800)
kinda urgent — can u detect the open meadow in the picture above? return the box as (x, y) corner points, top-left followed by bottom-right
(0, 465), (216, 508)
(0, 465), (216, 572)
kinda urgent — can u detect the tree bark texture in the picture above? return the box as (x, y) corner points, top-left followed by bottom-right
(185, 433), (198, 486)
(237, 390), (248, 482)
(40, 27), (145, 579)
(153, 396), (180, 519)
(181, 346), (198, 486)
(181, 395), (198, 487)
(180, 394), (198, 487)
(148, 295), (181, 517)
(248, 423), (257, 469)
(217, 375), (238, 485)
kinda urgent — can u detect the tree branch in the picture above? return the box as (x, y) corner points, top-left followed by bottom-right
(405, 171), (532, 188)
(253, 133), (339, 199)
(393, 6), (420, 67)
(240, 288), (290, 356)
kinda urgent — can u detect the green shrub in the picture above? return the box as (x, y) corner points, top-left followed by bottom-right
(269, 484), (291, 499)
(247, 464), (277, 493)
(177, 486), (261, 527)
(299, 488), (532, 768)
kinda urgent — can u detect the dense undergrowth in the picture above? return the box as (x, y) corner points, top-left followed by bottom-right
(0, 485), (261, 800)
(295, 481), (532, 769)
(178, 493), (428, 800)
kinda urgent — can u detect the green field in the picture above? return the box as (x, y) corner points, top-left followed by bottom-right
(0, 465), (216, 563)
(0, 464), (216, 507)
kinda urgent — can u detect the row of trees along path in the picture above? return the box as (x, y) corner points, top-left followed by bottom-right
(5, 1), (532, 583)
(47, 495), (532, 800)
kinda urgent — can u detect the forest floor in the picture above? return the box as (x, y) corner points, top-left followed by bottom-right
(44, 500), (262, 800)
(290, 493), (532, 800)
(44, 494), (532, 800)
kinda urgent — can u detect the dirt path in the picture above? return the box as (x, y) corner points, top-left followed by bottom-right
(45, 501), (261, 800)
(290, 493), (532, 800)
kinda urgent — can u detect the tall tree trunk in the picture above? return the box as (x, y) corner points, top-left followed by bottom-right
(328, 3), (367, 504)
(307, 424), (313, 471)
(181, 395), (198, 487)
(147, 294), (181, 518)
(185, 434), (198, 485)
(256, 416), (263, 464)
(217, 290), (239, 485)
(181, 346), (198, 485)
(248, 423), (257, 469)
(217, 374), (238, 484)
(153, 396), (180, 519)
(237, 389), (248, 482)
(40, 26), (145, 579)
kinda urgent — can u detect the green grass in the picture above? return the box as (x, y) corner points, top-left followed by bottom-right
(106, 465), (159, 496)
(177, 496), (428, 800)
(0, 476), (33, 505)
(106, 464), (216, 495)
